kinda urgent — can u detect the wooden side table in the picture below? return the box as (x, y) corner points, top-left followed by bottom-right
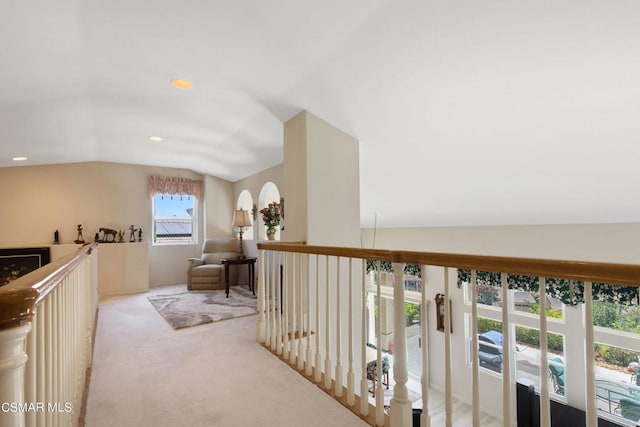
(221, 257), (257, 298)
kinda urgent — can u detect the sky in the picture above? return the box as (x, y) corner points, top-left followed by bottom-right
(153, 194), (194, 217)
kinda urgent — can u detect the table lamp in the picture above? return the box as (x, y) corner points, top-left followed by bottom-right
(232, 209), (252, 258)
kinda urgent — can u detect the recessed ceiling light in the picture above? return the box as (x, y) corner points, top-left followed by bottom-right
(171, 78), (192, 89)
(12, 156), (28, 161)
(149, 136), (163, 142)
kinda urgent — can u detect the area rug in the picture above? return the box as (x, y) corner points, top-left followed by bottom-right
(147, 286), (257, 330)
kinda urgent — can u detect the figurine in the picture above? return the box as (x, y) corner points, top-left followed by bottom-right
(99, 227), (118, 243)
(118, 230), (125, 243)
(74, 224), (85, 244)
(53, 230), (60, 244)
(129, 225), (136, 242)
(95, 232), (100, 242)
(137, 228), (143, 242)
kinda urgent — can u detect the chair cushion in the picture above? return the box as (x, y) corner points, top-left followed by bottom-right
(191, 264), (222, 277)
(202, 252), (237, 265)
(202, 238), (237, 254)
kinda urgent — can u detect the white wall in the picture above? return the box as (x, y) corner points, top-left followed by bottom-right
(283, 111), (308, 243)
(204, 174), (235, 239)
(283, 110), (360, 247)
(0, 162), (234, 287)
(361, 223), (640, 263)
(305, 111), (360, 247)
(361, 223), (640, 417)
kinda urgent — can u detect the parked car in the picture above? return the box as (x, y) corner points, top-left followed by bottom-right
(478, 330), (503, 373)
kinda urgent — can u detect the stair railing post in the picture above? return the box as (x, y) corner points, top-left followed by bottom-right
(0, 323), (32, 427)
(391, 262), (412, 427)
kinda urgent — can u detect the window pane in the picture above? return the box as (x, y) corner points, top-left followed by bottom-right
(477, 317), (504, 373)
(593, 301), (640, 333)
(465, 282), (564, 319)
(153, 194), (195, 244)
(594, 343), (640, 421)
(475, 283), (502, 308)
(514, 292), (564, 320)
(406, 302), (421, 377)
(514, 325), (565, 395)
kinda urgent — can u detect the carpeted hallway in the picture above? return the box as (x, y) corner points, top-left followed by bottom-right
(85, 285), (368, 427)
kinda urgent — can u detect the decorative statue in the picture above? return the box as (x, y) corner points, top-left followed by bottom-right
(74, 224), (85, 244)
(118, 230), (125, 243)
(53, 230), (60, 244)
(99, 227), (118, 243)
(129, 225), (136, 242)
(137, 228), (143, 242)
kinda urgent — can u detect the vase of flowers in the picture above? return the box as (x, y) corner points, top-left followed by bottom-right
(260, 202), (282, 240)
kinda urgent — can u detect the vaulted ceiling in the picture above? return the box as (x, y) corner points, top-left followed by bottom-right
(2, 1), (640, 227)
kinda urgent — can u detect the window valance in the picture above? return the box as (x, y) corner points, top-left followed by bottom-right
(364, 261), (639, 306)
(457, 269), (639, 307)
(148, 175), (203, 200)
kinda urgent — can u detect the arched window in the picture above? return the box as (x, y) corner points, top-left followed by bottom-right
(236, 190), (254, 240)
(257, 182), (281, 240)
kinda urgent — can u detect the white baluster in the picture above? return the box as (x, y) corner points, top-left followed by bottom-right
(539, 277), (550, 427)
(391, 262), (411, 427)
(305, 254), (313, 376)
(335, 257), (343, 397)
(501, 273), (512, 427)
(61, 279), (68, 420)
(471, 270), (480, 427)
(584, 281), (597, 427)
(444, 268), (452, 427)
(375, 260), (384, 426)
(53, 287), (61, 425)
(315, 254), (322, 383)
(45, 297), (53, 427)
(420, 265), (430, 427)
(290, 253), (297, 367)
(25, 313), (36, 427)
(37, 302), (45, 427)
(270, 251), (277, 350)
(298, 252), (305, 371)
(276, 252), (283, 355)
(257, 249), (266, 343)
(347, 258), (355, 406)
(325, 256), (332, 390)
(283, 252), (290, 360)
(263, 251), (268, 347)
(360, 260), (369, 417)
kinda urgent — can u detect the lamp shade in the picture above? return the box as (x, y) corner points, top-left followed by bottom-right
(232, 209), (252, 228)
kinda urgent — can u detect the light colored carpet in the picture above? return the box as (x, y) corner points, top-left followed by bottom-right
(147, 286), (257, 330)
(85, 284), (368, 427)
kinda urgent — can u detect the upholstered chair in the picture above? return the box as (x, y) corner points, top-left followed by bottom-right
(187, 238), (238, 290)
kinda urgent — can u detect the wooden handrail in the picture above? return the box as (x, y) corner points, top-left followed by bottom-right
(257, 242), (391, 260)
(0, 243), (97, 330)
(257, 242), (640, 287)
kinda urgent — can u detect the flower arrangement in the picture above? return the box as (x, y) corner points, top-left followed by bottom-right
(260, 202), (282, 231)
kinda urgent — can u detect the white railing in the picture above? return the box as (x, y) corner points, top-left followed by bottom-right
(256, 243), (640, 427)
(0, 243), (98, 427)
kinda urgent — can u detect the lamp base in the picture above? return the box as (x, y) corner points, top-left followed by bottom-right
(237, 229), (245, 259)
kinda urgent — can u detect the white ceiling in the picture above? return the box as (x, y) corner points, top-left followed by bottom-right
(2, 1), (640, 228)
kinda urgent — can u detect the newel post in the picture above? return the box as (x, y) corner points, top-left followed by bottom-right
(0, 323), (32, 427)
(391, 262), (412, 427)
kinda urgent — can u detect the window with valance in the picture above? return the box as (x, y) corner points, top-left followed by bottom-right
(148, 176), (203, 245)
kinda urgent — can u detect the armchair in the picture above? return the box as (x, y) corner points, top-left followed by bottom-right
(187, 238), (238, 290)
